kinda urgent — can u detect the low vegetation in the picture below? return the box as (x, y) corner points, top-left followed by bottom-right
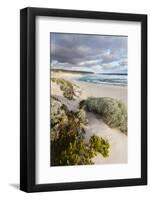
(90, 135), (110, 157)
(51, 97), (110, 166)
(51, 78), (81, 100)
(80, 97), (127, 134)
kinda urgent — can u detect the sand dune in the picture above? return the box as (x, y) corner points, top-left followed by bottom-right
(51, 72), (128, 164)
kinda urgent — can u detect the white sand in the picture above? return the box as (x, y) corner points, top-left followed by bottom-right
(85, 112), (127, 164)
(73, 80), (127, 105)
(52, 71), (127, 105)
(51, 72), (128, 164)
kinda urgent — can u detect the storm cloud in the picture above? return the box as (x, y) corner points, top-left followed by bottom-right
(50, 33), (127, 73)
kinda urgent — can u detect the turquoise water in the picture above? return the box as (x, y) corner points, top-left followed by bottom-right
(78, 74), (127, 86)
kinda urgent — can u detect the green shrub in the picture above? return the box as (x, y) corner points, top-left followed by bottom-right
(90, 135), (110, 157)
(51, 97), (110, 166)
(51, 96), (68, 141)
(51, 78), (80, 100)
(52, 138), (95, 166)
(80, 97), (127, 134)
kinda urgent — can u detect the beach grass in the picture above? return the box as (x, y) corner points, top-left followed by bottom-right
(51, 78), (80, 100)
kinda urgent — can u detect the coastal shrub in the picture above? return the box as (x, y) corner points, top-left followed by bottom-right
(80, 97), (127, 134)
(52, 138), (95, 165)
(51, 78), (81, 100)
(51, 97), (110, 166)
(51, 96), (68, 141)
(90, 135), (110, 157)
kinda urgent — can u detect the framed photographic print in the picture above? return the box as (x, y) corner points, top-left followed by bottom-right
(20, 7), (147, 192)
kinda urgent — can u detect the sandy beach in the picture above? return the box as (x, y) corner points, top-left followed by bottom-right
(51, 71), (128, 164)
(51, 71), (127, 104)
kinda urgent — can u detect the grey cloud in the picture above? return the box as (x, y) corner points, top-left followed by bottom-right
(50, 33), (127, 73)
(119, 59), (128, 66)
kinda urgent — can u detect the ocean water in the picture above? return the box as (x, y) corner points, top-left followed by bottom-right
(78, 74), (127, 86)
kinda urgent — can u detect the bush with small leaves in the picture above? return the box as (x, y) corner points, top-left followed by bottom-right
(51, 97), (68, 141)
(90, 135), (110, 157)
(80, 97), (127, 134)
(53, 138), (95, 166)
(51, 97), (110, 166)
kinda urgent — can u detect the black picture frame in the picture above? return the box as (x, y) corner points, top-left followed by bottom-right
(20, 7), (147, 193)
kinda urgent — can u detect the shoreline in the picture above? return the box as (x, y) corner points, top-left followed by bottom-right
(55, 76), (128, 105)
(51, 71), (127, 88)
(51, 73), (127, 105)
(71, 79), (127, 105)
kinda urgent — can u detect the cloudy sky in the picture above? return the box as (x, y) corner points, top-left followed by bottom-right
(50, 33), (127, 74)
